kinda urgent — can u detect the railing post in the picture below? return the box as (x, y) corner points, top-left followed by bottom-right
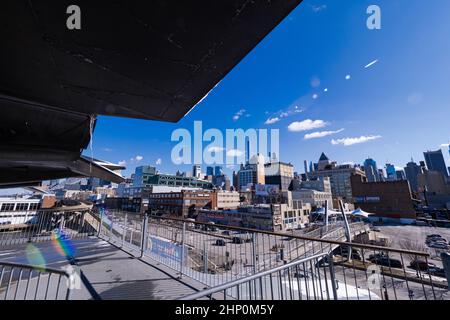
(140, 214), (149, 258)
(441, 252), (450, 289)
(251, 232), (258, 299)
(59, 214), (65, 232)
(122, 213), (127, 247)
(109, 211), (114, 240)
(328, 253), (338, 300)
(97, 210), (103, 238)
(203, 240), (208, 274)
(179, 222), (186, 278)
(339, 200), (352, 261)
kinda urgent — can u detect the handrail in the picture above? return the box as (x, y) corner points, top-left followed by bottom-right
(0, 260), (70, 277)
(146, 214), (430, 257)
(178, 252), (330, 300)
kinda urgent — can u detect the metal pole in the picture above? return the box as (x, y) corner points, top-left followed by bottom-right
(441, 252), (450, 289)
(328, 253), (338, 300)
(339, 200), (352, 261)
(140, 214), (149, 258)
(203, 240), (208, 274)
(179, 222), (186, 278)
(59, 214), (65, 232)
(122, 213), (127, 247)
(97, 210), (103, 238)
(251, 232), (258, 298)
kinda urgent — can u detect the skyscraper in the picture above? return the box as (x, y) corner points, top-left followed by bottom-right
(396, 170), (406, 181)
(424, 149), (449, 178)
(404, 160), (422, 192)
(206, 166), (214, 176)
(193, 165), (202, 179)
(214, 166), (223, 177)
(385, 164), (397, 181)
(363, 158), (379, 182)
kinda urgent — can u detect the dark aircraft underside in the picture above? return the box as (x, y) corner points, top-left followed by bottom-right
(0, 0), (302, 187)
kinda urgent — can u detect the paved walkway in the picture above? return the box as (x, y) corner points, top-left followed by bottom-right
(0, 237), (202, 300)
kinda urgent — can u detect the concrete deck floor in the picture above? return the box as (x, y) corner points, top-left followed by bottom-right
(0, 237), (204, 300)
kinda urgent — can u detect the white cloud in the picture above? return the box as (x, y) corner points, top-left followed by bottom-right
(155, 158), (162, 165)
(440, 143), (449, 148)
(233, 109), (247, 121)
(345, 75), (351, 80)
(102, 148), (113, 152)
(227, 149), (244, 157)
(130, 155), (144, 162)
(288, 119), (328, 132)
(324, 88), (328, 92)
(118, 160), (127, 166)
(364, 59), (379, 69)
(265, 105), (303, 125)
(311, 4), (327, 12)
(312, 94), (319, 100)
(265, 117), (280, 125)
(304, 128), (344, 140)
(331, 135), (382, 146)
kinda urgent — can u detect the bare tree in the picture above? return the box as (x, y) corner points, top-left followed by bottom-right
(399, 239), (428, 261)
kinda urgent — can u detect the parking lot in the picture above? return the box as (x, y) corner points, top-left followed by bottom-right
(377, 224), (450, 265)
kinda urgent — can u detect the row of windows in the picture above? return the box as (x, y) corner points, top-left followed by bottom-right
(0, 203), (40, 212)
(0, 213), (37, 218)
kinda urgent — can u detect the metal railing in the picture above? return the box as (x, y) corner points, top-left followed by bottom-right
(179, 252), (340, 300)
(0, 209), (97, 247)
(0, 261), (73, 300)
(95, 211), (448, 300)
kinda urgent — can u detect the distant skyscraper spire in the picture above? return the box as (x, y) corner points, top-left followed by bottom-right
(245, 139), (250, 164)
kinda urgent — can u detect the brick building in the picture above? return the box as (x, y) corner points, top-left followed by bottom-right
(147, 190), (212, 218)
(350, 175), (416, 221)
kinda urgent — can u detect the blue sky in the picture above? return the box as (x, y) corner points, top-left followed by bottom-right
(80, 0), (449, 178)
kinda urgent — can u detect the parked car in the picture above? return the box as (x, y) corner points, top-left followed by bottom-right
(428, 267), (447, 278)
(214, 239), (226, 246)
(221, 230), (232, 236)
(369, 255), (403, 268)
(427, 234), (442, 239)
(428, 243), (449, 250)
(427, 238), (444, 243)
(409, 259), (436, 271)
(333, 246), (362, 260)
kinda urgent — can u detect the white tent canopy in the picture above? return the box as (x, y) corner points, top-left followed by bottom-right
(351, 208), (373, 218)
(314, 207), (373, 218)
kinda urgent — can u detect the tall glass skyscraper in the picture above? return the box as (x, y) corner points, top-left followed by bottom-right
(206, 166), (214, 176)
(363, 158), (379, 182)
(214, 166), (223, 177)
(424, 149), (449, 178)
(386, 164), (397, 181)
(404, 160), (422, 192)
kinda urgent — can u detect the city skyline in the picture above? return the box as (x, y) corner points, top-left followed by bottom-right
(1, 0), (450, 193)
(85, 0), (450, 179)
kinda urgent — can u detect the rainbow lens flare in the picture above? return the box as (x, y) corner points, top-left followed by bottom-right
(51, 229), (75, 260)
(25, 244), (46, 271)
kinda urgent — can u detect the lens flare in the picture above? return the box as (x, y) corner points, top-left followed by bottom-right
(25, 244), (46, 271)
(51, 229), (75, 259)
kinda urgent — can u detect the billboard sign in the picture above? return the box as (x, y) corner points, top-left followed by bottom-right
(147, 236), (185, 263)
(255, 184), (279, 196)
